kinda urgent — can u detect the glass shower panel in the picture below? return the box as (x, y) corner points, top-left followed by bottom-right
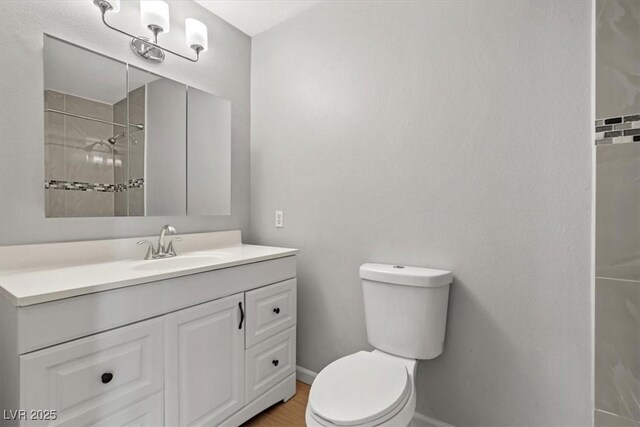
(593, 0), (640, 425)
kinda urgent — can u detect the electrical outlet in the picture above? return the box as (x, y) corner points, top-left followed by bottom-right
(275, 210), (284, 228)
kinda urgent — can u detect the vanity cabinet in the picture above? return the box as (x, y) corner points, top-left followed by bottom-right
(0, 253), (297, 427)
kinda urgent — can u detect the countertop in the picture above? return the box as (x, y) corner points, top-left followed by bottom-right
(0, 231), (297, 306)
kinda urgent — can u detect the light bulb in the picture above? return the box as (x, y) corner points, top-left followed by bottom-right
(140, 0), (170, 33)
(185, 18), (208, 52)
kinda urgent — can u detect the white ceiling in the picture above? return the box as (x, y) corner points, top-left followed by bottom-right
(194, 0), (321, 37)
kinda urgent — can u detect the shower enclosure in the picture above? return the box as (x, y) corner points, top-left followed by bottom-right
(593, 0), (639, 425)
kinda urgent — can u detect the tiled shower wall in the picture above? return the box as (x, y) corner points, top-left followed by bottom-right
(595, 143), (640, 426)
(45, 88), (145, 217)
(44, 90), (118, 217)
(113, 93), (127, 216)
(127, 86), (145, 216)
(112, 86), (146, 217)
(594, 1), (640, 426)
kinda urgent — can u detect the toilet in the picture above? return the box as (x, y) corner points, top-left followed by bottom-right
(305, 263), (452, 427)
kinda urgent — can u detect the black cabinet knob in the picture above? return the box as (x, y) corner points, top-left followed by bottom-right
(101, 372), (113, 384)
(272, 359), (279, 367)
(273, 307), (280, 314)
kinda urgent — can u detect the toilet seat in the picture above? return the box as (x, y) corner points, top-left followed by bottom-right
(308, 351), (411, 426)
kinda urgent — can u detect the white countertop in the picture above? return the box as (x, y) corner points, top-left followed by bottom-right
(0, 231), (297, 307)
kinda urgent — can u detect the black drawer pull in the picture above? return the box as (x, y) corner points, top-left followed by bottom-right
(101, 372), (113, 384)
(273, 307), (280, 314)
(272, 359), (279, 367)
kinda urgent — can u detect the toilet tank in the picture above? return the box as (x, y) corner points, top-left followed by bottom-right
(360, 263), (452, 360)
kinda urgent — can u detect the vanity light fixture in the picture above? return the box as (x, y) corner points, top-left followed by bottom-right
(93, 0), (208, 63)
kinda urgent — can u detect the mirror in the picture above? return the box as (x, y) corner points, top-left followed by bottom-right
(187, 87), (231, 215)
(129, 66), (187, 216)
(43, 35), (231, 217)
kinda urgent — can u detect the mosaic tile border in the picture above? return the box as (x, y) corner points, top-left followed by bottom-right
(595, 114), (640, 145)
(45, 178), (144, 193)
(129, 178), (144, 189)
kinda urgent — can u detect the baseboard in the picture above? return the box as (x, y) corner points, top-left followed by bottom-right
(296, 365), (317, 385)
(412, 412), (454, 427)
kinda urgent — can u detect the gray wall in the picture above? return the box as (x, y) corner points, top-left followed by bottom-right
(249, 1), (592, 425)
(0, 0), (251, 245)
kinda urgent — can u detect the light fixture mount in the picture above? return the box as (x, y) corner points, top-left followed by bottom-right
(130, 37), (165, 63)
(93, 0), (206, 64)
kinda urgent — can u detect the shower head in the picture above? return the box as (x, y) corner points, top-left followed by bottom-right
(107, 131), (140, 145)
(107, 133), (125, 145)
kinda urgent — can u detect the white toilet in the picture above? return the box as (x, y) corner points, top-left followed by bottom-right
(305, 263), (452, 427)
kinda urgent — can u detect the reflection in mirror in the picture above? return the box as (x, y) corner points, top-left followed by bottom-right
(132, 67), (188, 216)
(43, 36), (232, 218)
(187, 88), (231, 215)
(114, 67), (157, 216)
(44, 35), (127, 217)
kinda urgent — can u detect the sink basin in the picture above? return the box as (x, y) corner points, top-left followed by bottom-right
(133, 255), (225, 271)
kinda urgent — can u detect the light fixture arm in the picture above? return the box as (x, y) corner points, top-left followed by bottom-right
(95, 0), (202, 63)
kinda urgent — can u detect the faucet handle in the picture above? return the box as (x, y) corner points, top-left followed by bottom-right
(137, 240), (155, 260)
(166, 237), (182, 256)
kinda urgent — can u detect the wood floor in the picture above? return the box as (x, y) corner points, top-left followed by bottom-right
(242, 381), (310, 427)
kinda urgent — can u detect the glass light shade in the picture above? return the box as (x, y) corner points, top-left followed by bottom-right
(140, 0), (170, 33)
(185, 18), (208, 51)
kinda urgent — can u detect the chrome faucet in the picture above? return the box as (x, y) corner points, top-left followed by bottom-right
(137, 225), (182, 260)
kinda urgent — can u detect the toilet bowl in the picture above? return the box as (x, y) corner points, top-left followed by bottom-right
(305, 263), (452, 427)
(305, 350), (417, 427)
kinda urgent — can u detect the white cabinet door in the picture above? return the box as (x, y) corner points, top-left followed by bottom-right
(164, 294), (245, 427)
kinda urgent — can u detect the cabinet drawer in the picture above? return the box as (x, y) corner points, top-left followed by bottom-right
(20, 318), (162, 425)
(245, 327), (296, 403)
(245, 279), (296, 348)
(57, 392), (163, 427)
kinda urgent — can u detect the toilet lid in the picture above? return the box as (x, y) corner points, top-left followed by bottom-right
(309, 352), (410, 426)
